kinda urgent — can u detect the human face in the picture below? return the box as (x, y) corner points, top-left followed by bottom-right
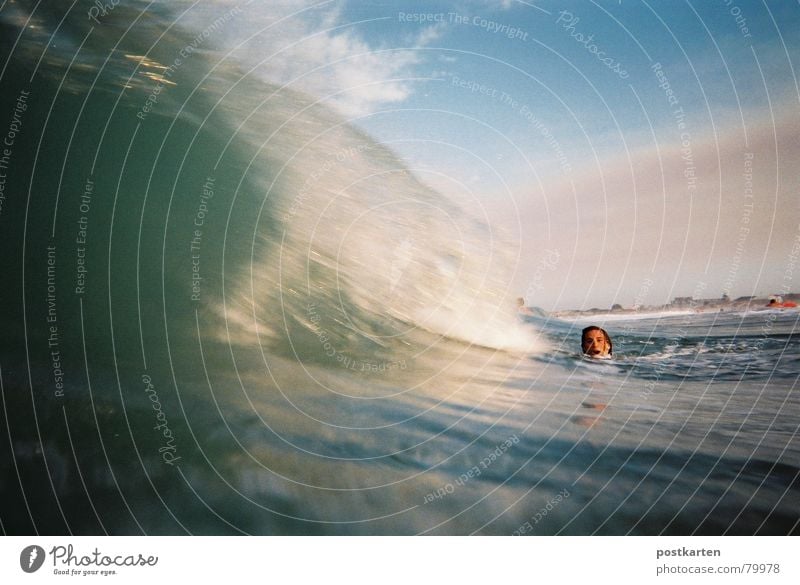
(582, 329), (610, 358)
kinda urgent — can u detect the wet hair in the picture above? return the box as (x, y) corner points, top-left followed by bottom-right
(581, 326), (612, 355)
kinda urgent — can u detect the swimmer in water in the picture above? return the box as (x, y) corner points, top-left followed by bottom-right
(516, 297), (534, 316)
(581, 326), (612, 358)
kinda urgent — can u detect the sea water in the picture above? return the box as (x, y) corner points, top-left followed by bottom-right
(0, 1), (797, 535)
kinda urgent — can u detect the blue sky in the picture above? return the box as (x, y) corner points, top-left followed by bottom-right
(206, 0), (800, 310)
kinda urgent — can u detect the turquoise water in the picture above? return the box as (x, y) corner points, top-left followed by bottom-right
(0, 1), (798, 535)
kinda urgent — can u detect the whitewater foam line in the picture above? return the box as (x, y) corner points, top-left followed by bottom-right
(561, 310), (697, 323)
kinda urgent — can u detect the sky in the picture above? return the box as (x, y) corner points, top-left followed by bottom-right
(196, 0), (800, 310)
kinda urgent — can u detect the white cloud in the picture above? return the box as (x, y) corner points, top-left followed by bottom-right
(412, 22), (446, 47)
(275, 29), (420, 117)
(196, 1), (439, 117)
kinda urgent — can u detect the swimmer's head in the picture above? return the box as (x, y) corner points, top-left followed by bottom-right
(582, 326), (612, 358)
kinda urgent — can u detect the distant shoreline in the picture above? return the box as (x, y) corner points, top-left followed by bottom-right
(551, 294), (799, 320)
